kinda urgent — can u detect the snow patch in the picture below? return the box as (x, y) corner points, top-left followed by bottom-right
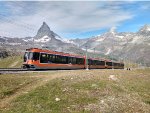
(147, 28), (150, 31)
(34, 35), (51, 43)
(8, 43), (21, 45)
(116, 35), (124, 39)
(96, 38), (105, 42)
(81, 48), (100, 53)
(130, 37), (140, 43)
(141, 27), (150, 32)
(0, 37), (5, 39)
(55, 36), (62, 40)
(105, 48), (111, 55)
(23, 38), (34, 42)
(55, 35), (75, 44)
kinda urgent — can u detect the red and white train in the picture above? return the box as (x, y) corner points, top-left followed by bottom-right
(22, 48), (124, 70)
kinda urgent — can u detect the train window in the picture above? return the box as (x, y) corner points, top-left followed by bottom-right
(28, 52), (33, 60)
(88, 59), (93, 65)
(33, 52), (39, 60)
(76, 58), (79, 64)
(114, 63), (118, 66)
(52, 55), (56, 62)
(47, 54), (55, 63)
(89, 60), (92, 65)
(55, 55), (61, 63)
(40, 53), (48, 63)
(94, 60), (98, 65)
(40, 53), (68, 64)
(76, 58), (84, 65)
(68, 57), (72, 64)
(92, 60), (95, 65)
(24, 52), (28, 62)
(81, 59), (84, 64)
(54, 55), (67, 64)
(72, 57), (76, 64)
(55, 55), (58, 63)
(106, 62), (112, 66)
(62, 56), (67, 64)
(98, 61), (105, 65)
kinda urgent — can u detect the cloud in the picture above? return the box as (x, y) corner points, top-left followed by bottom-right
(0, 1), (134, 38)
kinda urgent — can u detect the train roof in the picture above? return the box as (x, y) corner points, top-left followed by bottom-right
(26, 48), (85, 58)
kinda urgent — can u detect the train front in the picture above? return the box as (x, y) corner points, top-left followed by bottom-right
(22, 48), (40, 70)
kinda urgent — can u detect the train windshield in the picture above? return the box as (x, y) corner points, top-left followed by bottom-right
(24, 52), (39, 62)
(24, 52), (28, 62)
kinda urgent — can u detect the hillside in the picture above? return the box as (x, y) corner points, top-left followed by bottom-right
(0, 69), (150, 113)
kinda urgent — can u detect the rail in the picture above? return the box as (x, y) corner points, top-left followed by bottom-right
(0, 68), (28, 71)
(0, 68), (29, 74)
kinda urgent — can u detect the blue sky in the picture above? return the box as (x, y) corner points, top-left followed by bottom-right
(0, 1), (150, 39)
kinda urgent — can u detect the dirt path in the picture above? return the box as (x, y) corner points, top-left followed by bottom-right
(0, 71), (68, 109)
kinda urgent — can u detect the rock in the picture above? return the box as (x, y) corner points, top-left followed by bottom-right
(71, 77), (73, 80)
(55, 98), (60, 101)
(108, 75), (118, 81)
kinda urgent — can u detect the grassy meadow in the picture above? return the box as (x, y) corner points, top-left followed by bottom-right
(0, 69), (149, 113)
(0, 56), (23, 68)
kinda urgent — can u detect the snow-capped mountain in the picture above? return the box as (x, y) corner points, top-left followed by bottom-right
(33, 22), (72, 44)
(71, 25), (150, 66)
(34, 22), (60, 42)
(22, 22), (72, 45)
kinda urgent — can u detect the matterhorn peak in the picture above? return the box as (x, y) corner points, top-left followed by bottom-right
(42, 22), (50, 30)
(33, 22), (70, 44)
(39, 22), (51, 33)
(34, 22), (54, 39)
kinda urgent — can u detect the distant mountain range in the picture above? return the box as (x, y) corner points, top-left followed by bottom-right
(0, 22), (150, 66)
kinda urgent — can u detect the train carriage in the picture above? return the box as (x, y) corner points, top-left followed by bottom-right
(88, 58), (106, 69)
(23, 48), (124, 70)
(23, 48), (85, 70)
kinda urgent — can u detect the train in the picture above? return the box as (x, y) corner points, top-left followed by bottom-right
(22, 48), (124, 70)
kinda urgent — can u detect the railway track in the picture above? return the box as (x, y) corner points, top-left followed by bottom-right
(0, 68), (28, 71)
(0, 68), (29, 74)
(0, 68), (63, 74)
